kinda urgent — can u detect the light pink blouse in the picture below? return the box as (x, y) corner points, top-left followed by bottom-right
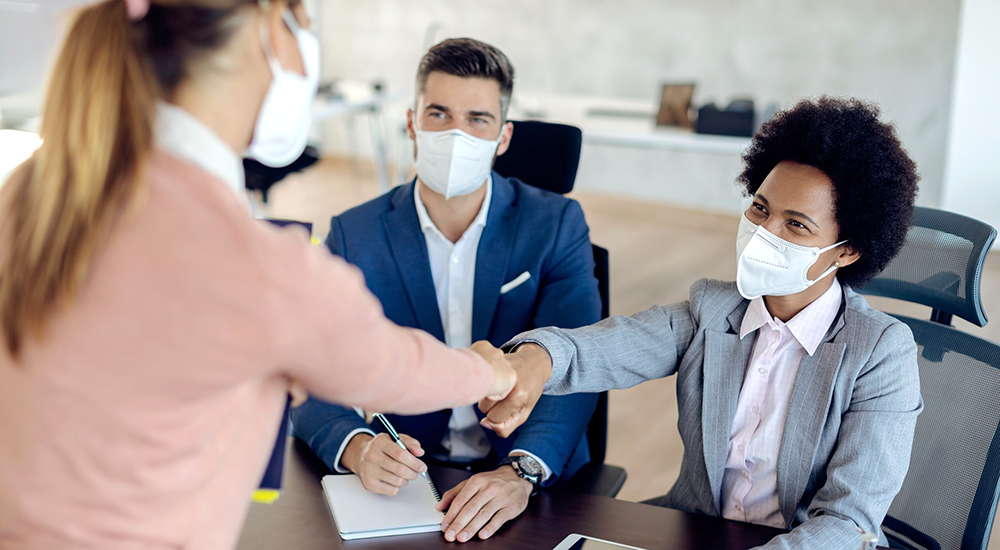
(0, 150), (494, 550)
(722, 279), (843, 527)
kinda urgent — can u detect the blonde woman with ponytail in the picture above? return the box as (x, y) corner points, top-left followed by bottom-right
(0, 1), (515, 548)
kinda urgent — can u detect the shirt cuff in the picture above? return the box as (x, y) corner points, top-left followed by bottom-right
(332, 427), (376, 474)
(509, 449), (553, 482)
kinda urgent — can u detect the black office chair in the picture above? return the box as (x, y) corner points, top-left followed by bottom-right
(493, 120), (581, 195)
(855, 207), (1000, 550)
(244, 146), (320, 204)
(493, 120), (627, 498)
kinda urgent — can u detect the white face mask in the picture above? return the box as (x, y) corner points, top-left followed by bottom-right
(735, 213), (846, 300)
(413, 124), (503, 200)
(247, 9), (320, 168)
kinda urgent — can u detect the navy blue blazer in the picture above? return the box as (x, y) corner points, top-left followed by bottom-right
(291, 172), (601, 485)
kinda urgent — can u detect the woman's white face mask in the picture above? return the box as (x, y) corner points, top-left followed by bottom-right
(246, 9), (320, 168)
(735, 213), (846, 300)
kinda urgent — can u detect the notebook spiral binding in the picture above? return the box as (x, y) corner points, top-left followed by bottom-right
(423, 473), (441, 502)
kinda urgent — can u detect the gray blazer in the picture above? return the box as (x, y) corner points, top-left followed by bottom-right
(507, 279), (922, 550)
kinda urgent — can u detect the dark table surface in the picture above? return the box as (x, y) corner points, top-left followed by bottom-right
(236, 439), (786, 550)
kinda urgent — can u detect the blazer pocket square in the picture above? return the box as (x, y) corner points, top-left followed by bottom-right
(500, 271), (531, 295)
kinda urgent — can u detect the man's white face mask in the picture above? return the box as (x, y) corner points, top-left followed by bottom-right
(735, 213), (846, 300)
(413, 123), (503, 200)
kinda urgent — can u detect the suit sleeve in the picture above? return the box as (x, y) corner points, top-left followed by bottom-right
(505, 279), (710, 395)
(257, 222), (495, 415)
(325, 215), (347, 257)
(754, 321), (922, 550)
(290, 397), (374, 473)
(531, 199), (601, 331)
(502, 199), (601, 482)
(504, 393), (597, 484)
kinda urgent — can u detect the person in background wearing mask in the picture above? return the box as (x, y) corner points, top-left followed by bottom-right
(477, 97), (924, 550)
(291, 38), (601, 543)
(0, 2), (516, 548)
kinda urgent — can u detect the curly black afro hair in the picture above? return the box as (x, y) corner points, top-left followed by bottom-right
(737, 96), (919, 288)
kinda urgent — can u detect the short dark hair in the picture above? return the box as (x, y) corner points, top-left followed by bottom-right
(415, 38), (515, 118)
(737, 96), (919, 288)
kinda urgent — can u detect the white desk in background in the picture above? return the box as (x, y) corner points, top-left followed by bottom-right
(508, 94), (752, 214)
(511, 94), (750, 154)
(311, 91), (396, 193)
(579, 121), (749, 155)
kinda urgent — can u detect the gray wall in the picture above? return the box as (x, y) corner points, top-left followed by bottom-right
(318, 0), (961, 206)
(942, 0), (1000, 246)
(0, 1), (91, 127)
(0, 8), (59, 97)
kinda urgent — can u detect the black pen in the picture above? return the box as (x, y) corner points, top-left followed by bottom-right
(372, 412), (441, 501)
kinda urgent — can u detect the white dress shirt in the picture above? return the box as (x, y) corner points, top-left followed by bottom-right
(414, 180), (553, 480)
(722, 279), (843, 528)
(155, 102), (249, 211)
(415, 179), (493, 461)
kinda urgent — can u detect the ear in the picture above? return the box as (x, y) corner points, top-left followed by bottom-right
(406, 108), (417, 141)
(494, 121), (514, 157)
(267, 3), (305, 76)
(834, 244), (861, 269)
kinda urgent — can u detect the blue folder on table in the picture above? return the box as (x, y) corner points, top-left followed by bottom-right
(253, 398), (291, 504)
(252, 218), (314, 504)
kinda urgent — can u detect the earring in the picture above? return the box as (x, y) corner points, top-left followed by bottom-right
(834, 261), (840, 267)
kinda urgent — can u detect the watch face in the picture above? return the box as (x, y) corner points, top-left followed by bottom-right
(517, 456), (543, 478)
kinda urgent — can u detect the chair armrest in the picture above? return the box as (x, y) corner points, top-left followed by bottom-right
(557, 462), (627, 498)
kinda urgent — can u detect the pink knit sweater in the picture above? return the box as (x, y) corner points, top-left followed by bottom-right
(0, 151), (493, 549)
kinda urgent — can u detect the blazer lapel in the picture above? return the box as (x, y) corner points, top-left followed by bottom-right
(702, 305), (754, 514)
(775, 325), (847, 524)
(471, 174), (519, 343)
(382, 182), (445, 341)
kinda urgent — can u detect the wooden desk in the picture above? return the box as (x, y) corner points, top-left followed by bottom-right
(237, 440), (785, 550)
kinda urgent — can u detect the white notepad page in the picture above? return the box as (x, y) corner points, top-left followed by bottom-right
(321, 474), (444, 540)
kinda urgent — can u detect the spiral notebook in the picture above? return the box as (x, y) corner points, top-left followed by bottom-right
(321, 474), (444, 540)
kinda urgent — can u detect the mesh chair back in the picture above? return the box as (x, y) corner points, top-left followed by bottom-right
(492, 120), (583, 194)
(856, 207), (996, 327)
(883, 315), (1000, 550)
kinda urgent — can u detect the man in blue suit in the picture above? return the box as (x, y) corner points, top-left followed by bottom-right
(291, 38), (600, 542)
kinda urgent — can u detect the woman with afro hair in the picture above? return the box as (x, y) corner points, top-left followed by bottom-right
(478, 96), (922, 549)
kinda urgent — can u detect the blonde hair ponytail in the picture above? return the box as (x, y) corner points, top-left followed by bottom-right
(1, 0), (158, 357)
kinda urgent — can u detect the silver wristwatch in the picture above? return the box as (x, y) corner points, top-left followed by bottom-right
(500, 455), (544, 486)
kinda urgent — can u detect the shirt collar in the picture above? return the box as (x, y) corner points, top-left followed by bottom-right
(739, 278), (844, 356)
(414, 176), (493, 239)
(155, 102), (246, 203)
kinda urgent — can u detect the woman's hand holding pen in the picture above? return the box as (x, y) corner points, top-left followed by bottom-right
(478, 343), (552, 438)
(469, 341), (517, 401)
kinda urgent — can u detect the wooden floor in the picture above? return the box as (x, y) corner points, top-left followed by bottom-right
(265, 157), (1000, 514)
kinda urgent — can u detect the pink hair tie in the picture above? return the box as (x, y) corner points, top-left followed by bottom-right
(124, 0), (150, 21)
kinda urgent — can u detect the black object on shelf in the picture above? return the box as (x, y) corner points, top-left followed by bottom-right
(695, 100), (755, 137)
(244, 146), (320, 204)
